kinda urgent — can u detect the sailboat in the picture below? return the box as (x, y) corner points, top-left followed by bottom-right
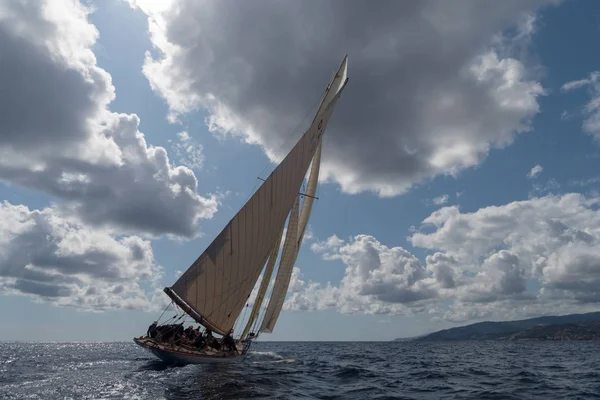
(134, 56), (349, 364)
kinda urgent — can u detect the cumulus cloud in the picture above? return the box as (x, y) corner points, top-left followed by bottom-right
(527, 164), (543, 178)
(411, 193), (600, 321)
(310, 234), (345, 260)
(287, 235), (437, 315)
(0, 201), (165, 311)
(130, 0), (556, 197)
(287, 193), (600, 323)
(0, 0), (217, 238)
(561, 71), (600, 141)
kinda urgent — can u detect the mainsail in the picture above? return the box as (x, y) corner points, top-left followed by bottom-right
(258, 141), (323, 333)
(165, 56), (348, 337)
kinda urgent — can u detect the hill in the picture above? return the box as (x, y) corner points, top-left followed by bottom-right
(406, 312), (600, 341)
(509, 321), (600, 341)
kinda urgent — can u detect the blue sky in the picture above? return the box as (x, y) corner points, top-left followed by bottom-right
(1, 0), (600, 341)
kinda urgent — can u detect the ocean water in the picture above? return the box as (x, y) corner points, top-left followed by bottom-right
(1, 341), (599, 399)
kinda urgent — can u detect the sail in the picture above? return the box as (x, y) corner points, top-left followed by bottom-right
(259, 196), (300, 333)
(258, 140), (322, 333)
(241, 139), (319, 339)
(240, 226), (283, 339)
(166, 56), (349, 336)
(297, 140), (322, 246)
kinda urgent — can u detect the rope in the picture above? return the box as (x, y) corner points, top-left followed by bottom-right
(156, 302), (172, 324)
(252, 259), (281, 335)
(245, 88), (327, 200)
(233, 303), (250, 338)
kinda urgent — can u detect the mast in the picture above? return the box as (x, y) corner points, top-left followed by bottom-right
(166, 56), (349, 337)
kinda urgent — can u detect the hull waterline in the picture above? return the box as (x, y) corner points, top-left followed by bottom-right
(133, 337), (251, 365)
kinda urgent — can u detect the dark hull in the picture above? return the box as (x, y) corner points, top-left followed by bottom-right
(133, 337), (251, 365)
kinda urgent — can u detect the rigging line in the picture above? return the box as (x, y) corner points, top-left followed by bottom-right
(239, 253), (276, 337)
(234, 305), (249, 339)
(250, 258), (283, 333)
(173, 263), (268, 332)
(315, 143), (323, 201)
(240, 302), (250, 329)
(256, 223), (289, 326)
(200, 270), (266, 324)
(264, 91), (325, 171)
(176, 267), (262, 321)
(200, 230), (284, 321)
(192, 209), (289, 326)
(152, 314), (190, 337)
(253, 263), (278, 332)
(156, 302), (173, 324)
(232, 303), (248, 336)
(253, 256), (282, 333)
(196, 269), (262, 307)
(244, 88), (327, 201)
(250, 301), (263, 334)
(252, 266), (279, 334)
(162, 315), (177, 325)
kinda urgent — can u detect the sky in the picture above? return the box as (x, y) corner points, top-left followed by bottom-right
(1, 0), (600, 342)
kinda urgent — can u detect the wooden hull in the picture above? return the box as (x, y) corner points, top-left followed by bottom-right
(133, 337), (251, 365)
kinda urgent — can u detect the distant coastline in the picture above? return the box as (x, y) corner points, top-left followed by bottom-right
(394, 312), (600, 342)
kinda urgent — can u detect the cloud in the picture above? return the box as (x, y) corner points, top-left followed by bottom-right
(288, 193), (600, 323)
(561, 71), (600, 141)
(432, 194), (449, 206)
(530, 177), (560, 196)
(310, 234), (345, 260)
(561, 78), (594, 92)
(287, 235), (437, 315)
(0, 201), (166, 311)
(411, 192), (600, 321)
(0, 0), (217, 238)
(570, 177), (600, 187)
(131, 0), (555, 197)
(527, 164), (543, 178)
(169, 131), (204, 171)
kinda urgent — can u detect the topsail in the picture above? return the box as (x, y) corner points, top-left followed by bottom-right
(164, 56), (349, 337)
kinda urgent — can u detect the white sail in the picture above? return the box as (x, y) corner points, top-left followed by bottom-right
(259, 196), (300, 333)
(166, 56), (348, 336)
(240, 226), (283, 339)
(258, 140), (322, 333)
(297, 140), (322, 246)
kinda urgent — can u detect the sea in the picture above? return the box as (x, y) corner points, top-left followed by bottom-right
(1, 341), (599, 399)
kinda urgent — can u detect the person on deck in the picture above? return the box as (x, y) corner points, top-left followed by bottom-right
(193, 333), (205, 350)
(202, 329), (214, 348)
(172, 323), (184, 345)
(184, 325), (195, 342)
(223, 331), (235, 352)
(147, 321), (158, 338)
